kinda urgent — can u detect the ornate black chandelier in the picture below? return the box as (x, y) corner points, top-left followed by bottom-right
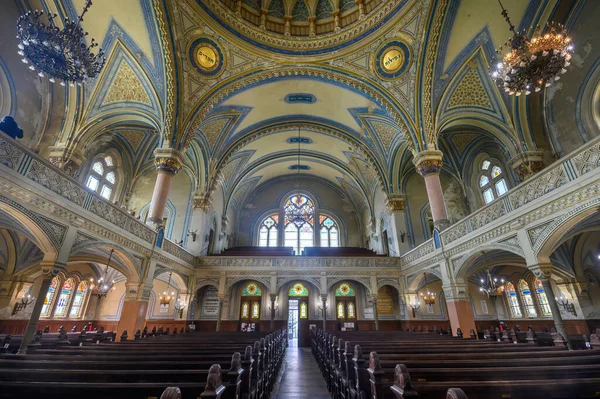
(478, 252), (505, 300)
(289, 127), (312, 226)
(16, 0), (106, 86)
(90, 249), (116, 298)
(490, 0), (574, 96)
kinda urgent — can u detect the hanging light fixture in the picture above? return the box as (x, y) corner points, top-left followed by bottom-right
(90, 249), (116, 298)
(160, 272), (176, 306)
(16, 0), (106, 86)
(490, 0), (574, 96)
(420, 273), (436, 306)
(288, 127), (312, 226)
(478, 251), (505, 299)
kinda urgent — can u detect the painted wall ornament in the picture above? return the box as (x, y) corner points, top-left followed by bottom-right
(374, 40), (412, 80)
(188, 37), (224, 78)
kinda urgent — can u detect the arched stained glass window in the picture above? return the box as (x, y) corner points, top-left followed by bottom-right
(289, 283), (309, 296)
(347, 302), (356, 318)
(320, 215), (339, 247)
(41, 277), (59, 317)
(252, 302), (260, 318)
(54, 278), (74, 317)
(519, 280), (537, 317)
(478, 159), (509, 204)
(284, 195), (314, 255)
(337, 302), (345, 318)
(535, 279), (552, 316)
(242, 282), (262, 296)
(258, 214), (278, 247)
(69, 281), (88, 318)
(86, 155), (116, 201)
(241, 302), (249, 318)
(505, 282), (522, 317)
(300, 302), (307, 318)
(335, 283), (355, 296)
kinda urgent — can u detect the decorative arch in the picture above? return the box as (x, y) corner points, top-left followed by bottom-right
(453, 245), (527, 281)
(68, 243), (142, 284)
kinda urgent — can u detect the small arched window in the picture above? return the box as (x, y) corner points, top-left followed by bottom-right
(347, 302), (356, 318)
(252, 302), (260, 318)
(337, 302), (345, 318)
(69, 281), (89, 318)
(54, 278), (74, 317)
(300, 302), (307, 318)
(479, 159), (508, 204)
(86, 155), (116, 201)
(41, 277), (59, 317)
(535, 279), (552, 316)
(519, 280), (537, 317)
(320, 215), (339, 247)
(241, 302), (249, 318)
(258, 214), (279, 247)
(505, 282), (522, 318)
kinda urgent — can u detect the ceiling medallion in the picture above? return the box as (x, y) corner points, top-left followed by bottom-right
(16, 0), (106, 86)
(374, 40), (411, 80)
(490, 0), (574, 96)
(188, 38), (224, 77)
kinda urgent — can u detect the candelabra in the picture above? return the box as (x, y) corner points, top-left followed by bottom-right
(556, 295), (577, 316)
(174, 298), (187, 319)
(12, 294), (34, 315)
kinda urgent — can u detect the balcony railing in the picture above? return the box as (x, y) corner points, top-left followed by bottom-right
(0, 133), (194, 266)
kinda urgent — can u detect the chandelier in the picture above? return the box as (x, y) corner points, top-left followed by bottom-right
(490, 0), (574, 96)
(478, 251), (505, 299)
(90, 249), (116, 298)
(289, 127), (312, 226)
(420, 273), (436, 306)
(160, 272), (176, 306)
(16, 0), (106, 86)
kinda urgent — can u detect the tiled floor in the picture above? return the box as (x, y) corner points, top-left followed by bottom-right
(272, 346), (330, 399)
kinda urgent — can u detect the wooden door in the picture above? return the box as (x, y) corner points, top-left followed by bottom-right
(336, 298), (357, 331)
(240, 298), (261, 332)
(297, 297), (310, 347)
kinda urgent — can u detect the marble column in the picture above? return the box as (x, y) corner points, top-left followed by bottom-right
(413, 150), (450, 231)
(116, 282), (151, 337)
(18, 262), (65, 354)
(269, 294), (277, 331)
(321, 294), (327, 331)
(147, 148), (183, 227)
(444, 283), (477, 338)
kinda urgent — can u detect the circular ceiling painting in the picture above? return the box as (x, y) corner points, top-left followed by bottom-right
(374, 40), (411, 80)
(189, 38), (224, 77)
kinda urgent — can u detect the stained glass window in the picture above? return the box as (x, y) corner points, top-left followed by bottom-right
(258, 214), (278, 247)
(300, 302), (307, 318)
(41, 277), (59, 317)
(241, 302), (249, 318)
(242, 283), (262, 296)
(69, 281), (88, 318)
(505, 282), (522, 317)
(347, 302), (355, 318)
(519, 280), (537, 317)
(87, 155), (117, 201)
(252, 302), (260, 318)
(54, 278), (74, 317)
(284, 195), (314, 255)
(337, 302), (345, 318)
(335, 283), (355, 297)
(289, 283), (309, 296)
(320, 216), (339, 247)
(535, 279), (552, 316)
(479, 160), (509, 204)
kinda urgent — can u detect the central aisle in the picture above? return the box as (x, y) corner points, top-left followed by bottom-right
(272, 346), (330, 399)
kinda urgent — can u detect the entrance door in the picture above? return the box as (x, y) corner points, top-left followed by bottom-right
(288, 283), (310, 346)
(335, 282), (357, 331)
(240, 282), (262, 332)
(288, 299), (299, 346)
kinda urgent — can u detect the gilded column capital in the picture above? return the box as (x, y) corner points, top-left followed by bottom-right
(153, 148), (183, 174)
(413, 150), (444, 177)
(193, 188), (214, 211)
(386, 194), (406, 213)
(510, 151), (544, 182)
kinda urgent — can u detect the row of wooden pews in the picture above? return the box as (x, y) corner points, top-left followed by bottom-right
(0, 329), (287, 399)
(312, 329), (600, 399)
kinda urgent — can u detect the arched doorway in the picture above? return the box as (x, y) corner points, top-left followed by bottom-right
(239, 282), (262, 332)
(288, 282), (309, 346)
(335, 282), (357, 331)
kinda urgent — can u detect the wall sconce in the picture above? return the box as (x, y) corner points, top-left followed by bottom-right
(399, 231), (410, 243)
(556, 295), (577, 316)
(12, 294), (34, 315)
(408, 297), (420, 318)
(187, 230), (197, 242)
(174, 298), (187, 319)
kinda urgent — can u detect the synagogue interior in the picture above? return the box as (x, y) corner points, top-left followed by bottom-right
(1, 0), (600, 398)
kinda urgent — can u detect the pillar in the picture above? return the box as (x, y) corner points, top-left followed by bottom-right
(116, 282), (151, 337)
(386, 194), (410, 255)
(284, 17), (291, 36)
(321, 294), (327, 331)
(357, 0), (366, 18)
(413, 150), (450, 231)
(260, 9), (268, 29)
(528, 264), (571, 348)
(18, 262), (65, 353)
(333, 10), (341, 31)
(371, 295), (380, 331)
(216, 296), (224, 332)
(269, 294), (277, 331)
(309, 17), (316, 36)
(444, 283), (477, 338)
(147, 148), (183, 227)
